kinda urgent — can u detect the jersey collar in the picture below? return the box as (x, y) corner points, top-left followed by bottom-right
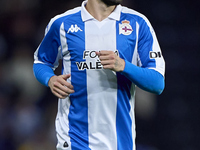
(81, 0), (122, 22)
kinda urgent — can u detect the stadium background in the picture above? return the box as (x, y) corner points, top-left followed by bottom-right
(0, 0), (199, 150)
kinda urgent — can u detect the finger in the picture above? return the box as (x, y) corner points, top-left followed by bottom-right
(52, 85), (74, 99)
(61, 80), (74, 90)
(52, 90), (68, 99)
(99, 50), (114, 55)
(60, 85), (75, 94)
(53, 86), (70, 97)
(98, 51), (116, 61)
(54, 82), (74, 94)
(95, 51), (100, 56)
(100, 59), (115, 66)
(60, 74), (71, 80)
(99, 55), (115, 61)
(56, 76), (74, 90)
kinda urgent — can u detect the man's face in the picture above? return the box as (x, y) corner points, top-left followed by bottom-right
(101, 0), (123, 6)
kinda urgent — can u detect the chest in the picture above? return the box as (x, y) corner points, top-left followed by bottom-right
(62, 19), (137, 63)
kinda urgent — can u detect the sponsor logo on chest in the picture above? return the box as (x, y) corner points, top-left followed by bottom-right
(76, 50), (119, 70)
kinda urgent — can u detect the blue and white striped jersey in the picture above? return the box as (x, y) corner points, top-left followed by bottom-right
(34, 1), (165, 150)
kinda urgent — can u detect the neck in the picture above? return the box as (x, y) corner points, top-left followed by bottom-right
(86, 0), (116, 21)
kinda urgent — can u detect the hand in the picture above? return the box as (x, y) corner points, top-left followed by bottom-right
(48, 74), (75, 99)
(96, 50), (125, 72)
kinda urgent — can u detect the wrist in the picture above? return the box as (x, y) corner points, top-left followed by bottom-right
(48, 75), (56, 87)
(118, 58), (125, 72)
(33, 63), (55, 87)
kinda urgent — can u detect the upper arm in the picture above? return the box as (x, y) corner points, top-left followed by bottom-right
(137, 17), (165, 76)
(34, 19), (62, 70)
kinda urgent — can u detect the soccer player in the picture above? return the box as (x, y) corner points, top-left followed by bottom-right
(33, 0), (165, 149)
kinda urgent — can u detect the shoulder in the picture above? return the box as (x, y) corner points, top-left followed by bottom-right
(121, 6), (150, 24)
(120, 6), (154, 34)
(45, 6), (81, 34)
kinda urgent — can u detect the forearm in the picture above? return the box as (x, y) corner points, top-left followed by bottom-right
(33, 63), (55, 87)
(121, 60), (165, 95)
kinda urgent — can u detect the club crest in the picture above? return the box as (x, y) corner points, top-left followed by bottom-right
(119, 20), (133, 35)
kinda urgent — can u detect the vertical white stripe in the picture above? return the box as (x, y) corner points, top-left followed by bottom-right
(131, 23), (139, 149)
(132, 22), (139, 66)
(122, 7), (165, 76)
(33, 46), (40, 63)
(129, 20), (139, 150)
(85, 19), (118, 150)
(55, 23), (72, 149)
(149, 30), (165, 76)
(60, 23), (72, 80)
(129, 85), (136, 150)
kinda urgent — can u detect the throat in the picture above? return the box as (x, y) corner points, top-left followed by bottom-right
(85, 1), (116, 21)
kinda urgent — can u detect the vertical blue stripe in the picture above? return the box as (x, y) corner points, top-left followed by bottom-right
(116, 13), (136, 150)
(64, 12), (89, 150)
(136, 15), (156, 68)
(116, 73), (133, 150)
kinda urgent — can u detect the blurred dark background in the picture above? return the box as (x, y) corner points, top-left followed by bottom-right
(0, 0), (199, 150)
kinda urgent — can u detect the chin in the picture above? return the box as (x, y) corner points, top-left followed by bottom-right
(101, 0), (123, 6)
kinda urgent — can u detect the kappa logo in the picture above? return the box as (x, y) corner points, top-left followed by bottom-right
(119, 20), (133, 35)
(67, 24), (83, 33)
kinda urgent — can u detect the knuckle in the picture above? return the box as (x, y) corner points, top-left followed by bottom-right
(53, 82), (57, 86)
(111, 60), (115, 64)
(110, 55), (115, 59)
(57, 77), (62, 82)
(52, 87), (57, 92)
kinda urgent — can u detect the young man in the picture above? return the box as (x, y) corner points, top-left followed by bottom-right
(33, 0), (165, 149)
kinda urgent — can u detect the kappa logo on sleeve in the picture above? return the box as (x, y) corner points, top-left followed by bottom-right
(67, 24), (83, 33)
(119, 20), (133, 35)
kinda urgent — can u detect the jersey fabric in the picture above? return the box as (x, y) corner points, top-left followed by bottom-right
(34, 1), (165, 150)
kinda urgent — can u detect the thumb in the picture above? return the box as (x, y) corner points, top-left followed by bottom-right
(60, 74), (71, 80)
(95, 51), (100, 56)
